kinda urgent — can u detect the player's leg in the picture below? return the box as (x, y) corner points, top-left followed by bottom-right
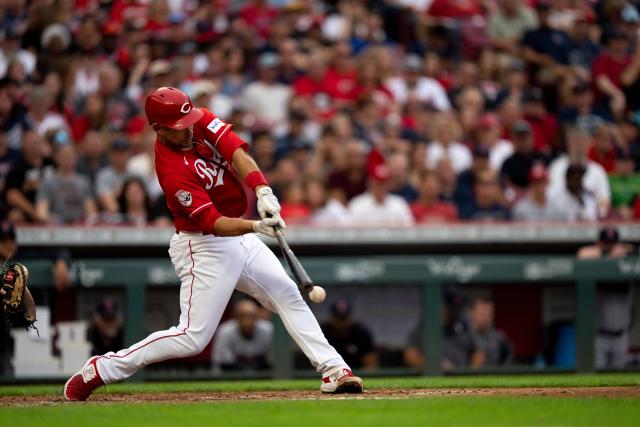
(64, 233), (245, 400)
(235, 234), (362, 393)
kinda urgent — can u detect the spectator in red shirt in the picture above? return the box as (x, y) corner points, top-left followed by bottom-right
(325, 41), (360, 108)
(522, 88), (558, 155)
(588, 123), (618, 173)
(592, 29), (631, 119)
(411, 170), (458, 223)
(70, 92), (107, 141)
(239, 0), (279, 42)
(293, 51), (335, 120)
(279, 180), (311, 225)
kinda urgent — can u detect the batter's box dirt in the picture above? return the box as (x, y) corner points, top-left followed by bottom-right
(2, 387), (640, 406)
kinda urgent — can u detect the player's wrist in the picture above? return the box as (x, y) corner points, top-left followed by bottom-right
(246, 170), (268, 193)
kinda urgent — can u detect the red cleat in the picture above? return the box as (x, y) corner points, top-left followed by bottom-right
(63, 356), (104, 401)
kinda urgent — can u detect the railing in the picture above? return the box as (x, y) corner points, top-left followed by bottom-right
(21, 255), (640, 378)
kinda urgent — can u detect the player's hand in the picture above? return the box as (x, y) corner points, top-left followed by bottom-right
(256, 187), (281, 219)
(253, 218), (281, 238)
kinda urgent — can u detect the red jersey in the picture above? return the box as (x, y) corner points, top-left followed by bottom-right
(154, 109), (248, 234)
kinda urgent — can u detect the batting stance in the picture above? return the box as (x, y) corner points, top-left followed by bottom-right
(64, 87), (363, 400)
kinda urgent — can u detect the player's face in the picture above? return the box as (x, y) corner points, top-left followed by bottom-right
(155, 125), (194, 150)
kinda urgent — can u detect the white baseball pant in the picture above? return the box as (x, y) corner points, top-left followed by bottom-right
(96, 232), (347, 383)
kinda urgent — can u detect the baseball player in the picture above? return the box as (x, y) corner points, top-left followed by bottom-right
(64, 87), (363, 400)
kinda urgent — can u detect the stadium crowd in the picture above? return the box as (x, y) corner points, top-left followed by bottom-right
(1, 0), (640, 226)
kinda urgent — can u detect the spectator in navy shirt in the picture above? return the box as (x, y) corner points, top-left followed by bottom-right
(521, 2), (572, 86)
(459, 169), (511, 221)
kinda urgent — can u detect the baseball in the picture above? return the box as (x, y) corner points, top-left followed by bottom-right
(308, 286), (326, 303)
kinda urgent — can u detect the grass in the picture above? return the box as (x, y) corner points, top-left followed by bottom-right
(1, 372), (639, 397)
(1, 374), (639, 427)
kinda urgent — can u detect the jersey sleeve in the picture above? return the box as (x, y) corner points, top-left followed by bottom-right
(162, 171), (222, 231)
(195, 109), (248, 163)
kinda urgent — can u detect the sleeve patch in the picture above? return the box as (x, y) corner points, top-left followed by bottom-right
(207, 118), (226, 134)
(175, 189), (192, 207)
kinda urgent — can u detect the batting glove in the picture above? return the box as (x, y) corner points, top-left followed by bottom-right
(256, 187), (286, 228)
(253, 217), (281, 237)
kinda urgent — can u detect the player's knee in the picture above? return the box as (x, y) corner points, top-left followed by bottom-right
(182, 331), (209, 356)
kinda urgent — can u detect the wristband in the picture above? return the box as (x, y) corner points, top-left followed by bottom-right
(245, 170), (268, 192)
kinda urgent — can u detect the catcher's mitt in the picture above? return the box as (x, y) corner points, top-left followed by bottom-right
(1, 262), (37, 330)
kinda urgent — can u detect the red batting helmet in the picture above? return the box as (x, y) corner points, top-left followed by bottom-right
(144, 87), (204, 130)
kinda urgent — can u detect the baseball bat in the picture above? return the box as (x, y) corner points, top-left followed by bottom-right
(274, 227), (314, 293)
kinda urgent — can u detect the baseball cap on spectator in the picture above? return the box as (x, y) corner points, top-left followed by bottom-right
(528, 163), (548, 182)
(598, 226), (620, 244)
(404, 54), (423, 72)
(112, 138), (130, 151)
(330, 298), (352, 320)
(41, 24), (71, 50)
(511, 120), (532, 135)
(258, 52), (280, 69)
(622, 4), (640, 23)
(149, 59), (171, 77)
(478, 112), (500, 129)
(0, 222), (16, 241)
(370, 163), (391, 182)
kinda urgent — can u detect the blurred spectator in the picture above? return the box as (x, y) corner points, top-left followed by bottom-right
(0, 132), (20, 195)
(566, 13), (600, 72)
(242, 53), (292, 130)
(513, 163), (565, 221)
(279, 181), (310, 224)
(348, 163), (414, 226)
(98, 63), (138, 133)
(522, 87), (558, 154)
(404, 285), (469, 371)
(521, 2), (572, 86)
(477, 112), (513, 172)
(548, 164), (598, 221)
(487, 0), (538, 60)
(95, 138), (132, 216)
(3, 130), (50, 223)
(501, 120), (545, 193)
(328, 139), (367, 203)
(589, 123), (618, 173)
(76, 130), (109, 189)
(36, 143), (97, 225)
(410, 171), (458, 223)
(458, 169), (510, 221)
(306, 178), (352, 226)
(592, 29), (632, 119)
(385, 54), (451, 111)
(463, 297), (513, 369)
(88, 298), (124, 356)
(25, 85), (70, 139)
(454, 145), (492, 215)
(425, 113), (472, 174)
(70, 93), (107, 142)
(609, 150), (640, 219)
(388, 151), (418, 203)
(557, 81), (601, 130)
(212, 299), (273, 371)
(321, 298), (378, 370)
(117, 176), (168, 226)
(578, 226), (635, 369)
(548, 128), (611, 214)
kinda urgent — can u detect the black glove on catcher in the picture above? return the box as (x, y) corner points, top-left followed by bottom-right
(1, 262), (37, 330)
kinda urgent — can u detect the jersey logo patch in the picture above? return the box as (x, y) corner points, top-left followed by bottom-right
(207, 117), (225, 134)
(175, 190), (192, 207)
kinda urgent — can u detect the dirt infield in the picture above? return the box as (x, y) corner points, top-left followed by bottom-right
(2, 387), (640, 406)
